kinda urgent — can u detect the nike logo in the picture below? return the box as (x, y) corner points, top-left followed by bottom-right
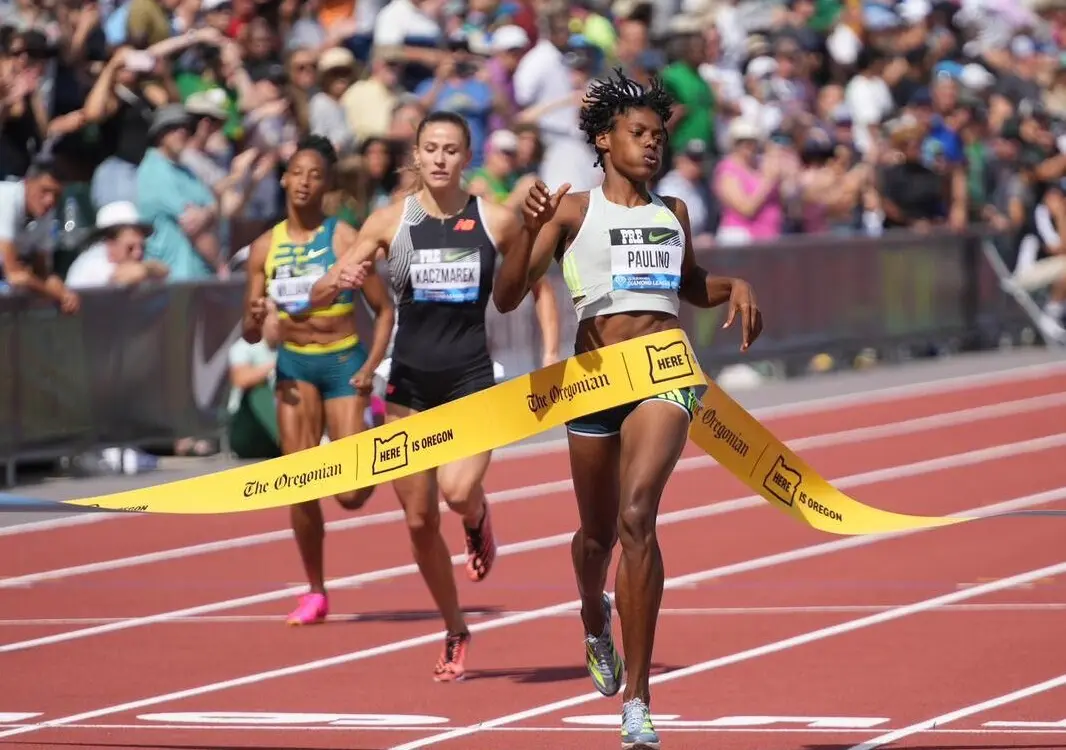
(305, 247), (329, 260)
(192, 316), (243, 411)
(648, 230), (673, 243)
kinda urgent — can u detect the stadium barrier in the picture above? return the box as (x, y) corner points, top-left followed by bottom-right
(0, 230), (1032, 485)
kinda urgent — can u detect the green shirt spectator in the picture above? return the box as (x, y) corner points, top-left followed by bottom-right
(661, 41), (715, 153)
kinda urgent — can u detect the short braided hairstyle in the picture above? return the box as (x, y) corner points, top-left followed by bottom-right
(293, 134), (339, 170)
(579, 67), (674, 169)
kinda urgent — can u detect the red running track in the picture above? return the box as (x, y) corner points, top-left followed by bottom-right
(3, 365), (1066, 749)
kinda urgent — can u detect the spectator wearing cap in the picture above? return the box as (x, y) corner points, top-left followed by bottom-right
(483, 24), (530, 131)
(310, 46), (358, 155)
(172, 28), (253, 142)
(64, 200), (168, 288)
(661, 20), (715, 161)
(183, 89), (274, 224)
(341, 47), (404, 141)
(0, 158), (79, 314)
(415, 38), (493, 169)
(136, 105), (224, 281)
(737, 56), (784, 143)
(467, 128), (523, 206)
(713, 119), (784, 245)
(656, 139), (713, 239)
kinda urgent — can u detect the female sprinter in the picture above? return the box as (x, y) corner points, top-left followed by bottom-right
(493, 71), (764, 748)
(242, 134), (395, 627)
(315, 111), (528, 682)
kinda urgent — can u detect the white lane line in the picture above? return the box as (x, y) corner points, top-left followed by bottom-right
(848, 675), (1066, 750)
(1, 484), (1064, 742)
(6, 357), (1065, 540)
(2, 432), (1065, 654)
(0, 513), (111, 538)
(390, 558), (1066, 750)
(6, 389), (1065, 590)
(3, 602), (1063, 626)
(1, 723), (1066, 735)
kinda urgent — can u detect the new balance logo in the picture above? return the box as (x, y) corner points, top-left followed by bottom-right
(454, 219), (476, 231)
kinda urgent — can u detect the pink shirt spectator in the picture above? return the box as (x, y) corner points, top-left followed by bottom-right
(713, 155), (783, 243)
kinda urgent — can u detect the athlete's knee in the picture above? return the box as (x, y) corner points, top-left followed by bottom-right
(618, 498), (658, 548)
(574, 527), (615, 559)
(404, 503), (441, 545)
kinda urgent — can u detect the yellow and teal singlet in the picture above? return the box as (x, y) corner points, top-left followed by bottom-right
(264, 216), (359, 355)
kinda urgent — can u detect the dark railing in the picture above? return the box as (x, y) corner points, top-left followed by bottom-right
(0, 230), (1034, 484)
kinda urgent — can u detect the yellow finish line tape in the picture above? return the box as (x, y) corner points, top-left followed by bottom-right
(28, 329), (1045, 534)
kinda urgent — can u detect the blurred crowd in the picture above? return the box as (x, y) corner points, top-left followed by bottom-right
(4, 0), (1066, 321)
(4, 0), (1066, 465)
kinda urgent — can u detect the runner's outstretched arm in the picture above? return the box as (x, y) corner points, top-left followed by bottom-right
(666, 196), (764, 351)
(492, 180), (571, 313)
(333, 220), (394, 380)
(308, 205), (396, 309)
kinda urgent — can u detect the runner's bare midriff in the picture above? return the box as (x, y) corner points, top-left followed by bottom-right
(279, 313), (357, 348)
(575, 311), (680, 355)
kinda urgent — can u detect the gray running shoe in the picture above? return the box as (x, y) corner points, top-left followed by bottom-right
(583, 593), (624, 696)
(621, 697), (660, 749)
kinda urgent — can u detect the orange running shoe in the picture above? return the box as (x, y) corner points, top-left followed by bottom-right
(433, 631), (470, 682)
(464, 502), (496, 582)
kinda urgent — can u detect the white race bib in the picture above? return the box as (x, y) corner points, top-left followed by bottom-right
(608, 227), (683, 292)
(410, 247), (481, 303)
(268, 264), (326, 313)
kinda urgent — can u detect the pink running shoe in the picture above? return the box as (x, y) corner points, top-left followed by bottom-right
(286, 592), (328, 626)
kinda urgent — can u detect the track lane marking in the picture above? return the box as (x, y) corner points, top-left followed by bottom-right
(390, 558), (1066, 749)
(5, 602), (1066, 626)
(1, 484), (1065, 741)
(848, 675), (1066, 749)
(3, 430), (1066, 653)
(6, 390), (1066, 590)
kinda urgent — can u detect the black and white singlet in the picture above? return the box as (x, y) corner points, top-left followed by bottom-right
(384, 193), (498, 410)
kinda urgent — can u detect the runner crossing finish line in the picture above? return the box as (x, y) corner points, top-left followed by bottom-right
(11, 328), (1056, 534)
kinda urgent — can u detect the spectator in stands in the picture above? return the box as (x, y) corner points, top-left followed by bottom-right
(0, 30), (53, 182)
(655, 138), (714, 241)
(415, 37), (494, 169)
(484, 24), (529, 131)
(310, 46), (359, 155)
(341, 47), (404, 140)
(137, 104), (226, 280)
(661, 18), (715, 156)
(875, 116), (950, 231)
(467, 127), (525, 205)
(0, 157), (80, 314)
(65, 200), (168, 287)
(227, 298), (280, 459)
(713, 118), (784, 245)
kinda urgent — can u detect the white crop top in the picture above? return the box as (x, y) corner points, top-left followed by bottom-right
(559, 186), (686, 321)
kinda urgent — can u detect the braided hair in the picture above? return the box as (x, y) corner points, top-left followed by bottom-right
(579, 68), (674, 169)
(292, 134), (339, 170)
